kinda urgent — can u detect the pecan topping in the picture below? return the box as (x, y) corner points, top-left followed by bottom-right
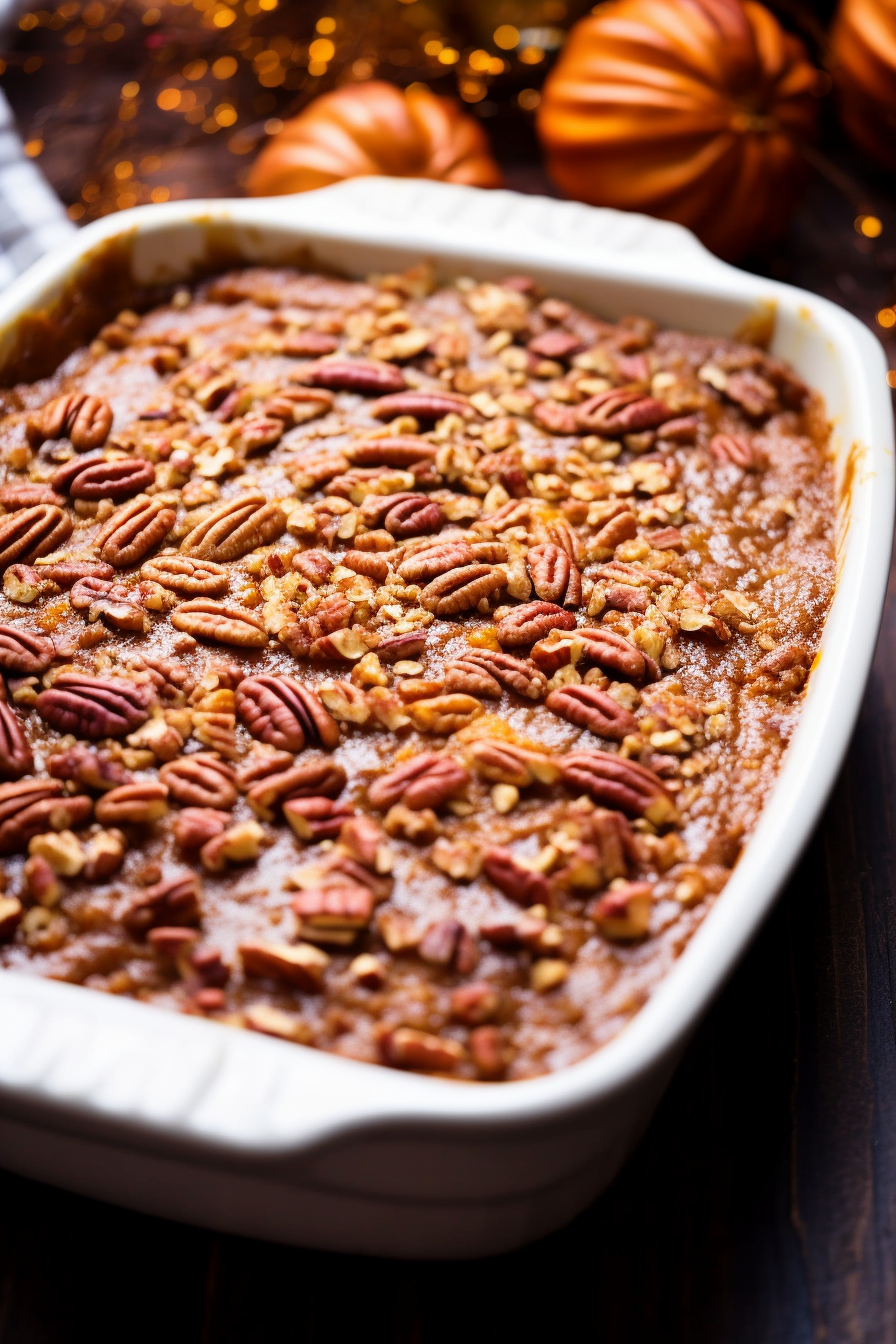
(281, 331), (339, 358)
(461, 650), (548, 699)
(532, 400), (578, 435)
(367, 753), (469, 812)
(466, 740), (560, 787)
(418, 919), (479, 972)
(588, 880), (653, 941)
(292, 549), (335, 584)
(398, 539), (475, 584)
(159, 754), (237, 810)
(171, 599), (268, 649)
(482, 847), (550, 906)
(0, 779), (93, 855)
(47, 743), (131, 791)
(52, 456), (155, 501)
(0, 624), (54, 675)
(360, 492), (445, 539)
(495, 601), (576, 648)
(376, 631), (428, 663)
(341, 549), (389, 582)
(377, 1026), (466, 1072)
(26, 392), (113, 450)
(347, 437), (438, 468)
(173, 807), (229, 850)
(95, 781), (169, 825)
(443, 660), (502, 698)
(0, 505), (72, 569)
(710, 432), (762, 469)
(36, 560), (114, 589)
(528, 329), (582, 360)
(236, 675), (340, 752)
(296, 357), (406, 395)
(546, 685), (638, 741)
(369, 391), (474, 422)
(575, 387), (673, 435)
(421, 563), (506, 616)
(245, 757), (346, 821)
(180, 492), (286, 562)
(561, 749), (678, 826)
(95, 496), (176, 567)
(0, 698), (32, 779)
(0, 483), (65, 509)
(35, 674), (154, 739)
(122, 873), (201, 935)
(578, 627), (660, 683)
(140, 554), (229, 596)
(527, 543), (582, 607)
(239, 939), (328, 991)
(284, 797), (355, 842)
(291, 884), (373, 938)
(406, 694), (483, 734)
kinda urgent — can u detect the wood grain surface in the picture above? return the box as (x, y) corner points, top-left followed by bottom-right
(1, 94), (896, 1344)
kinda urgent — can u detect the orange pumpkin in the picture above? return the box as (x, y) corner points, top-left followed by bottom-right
(248, 81), (502, 196)
(537, 0), (823, 260)
(831, 0), (896, 172)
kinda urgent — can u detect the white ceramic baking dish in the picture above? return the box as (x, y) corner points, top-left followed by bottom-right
(0, 178), (891, 1259)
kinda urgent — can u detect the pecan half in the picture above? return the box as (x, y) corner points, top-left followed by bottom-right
(367, 753), (469, 811)
(0, 624), (54, 674)
(52, 456), (155, 501)
(140, 554), (229, 596)
(70, 575), (115, 610)
(291, 884), (374, 943)
(171, 599), (268, 649)
(95, 781), (169, 825)
(461, 650), (548, 699)
(0, 505), (72, 569)
(35, 559), (114, 589)
(527, 543), (582, 607)
(578, 627), (660, 683)
(159, 753), (237, 810)
(47, 743), (131, 791)
(0, 483), (65, 509)
(421, 564), (506, 616)
(0, 698), (32, 779)
(710, 432), (762, 469)
(173, 807), (229, 850)
(122, 873), (201, 935)
(35, 674), (154, 738)
(466, 740), (560, 787)
(292, 549), (336, 584)
(561, 749), (678, 825)
(546, 684), (638, 741)
(296, 358), (406, 395)
(180, 492), (286, 562)
(482, 847), (550, 906)
(245, 757), (346, 820)
(348, 437), (438, 468)
(443, 660), (501, 698)
(418, 919), (479, 972)
(575, 388), (673, 435)
(398, 539), (475, 584)
(0, 779), (93, 855)
(495, 601), (576, 648)
(378, 1026), (466, 1072)
(95, 496), (176, 567)
(284, 797), (355, 842)
(376, 631), (428, 663)
(369, 391), (474, 422)
(26, 392), (113, 450)
(239, 939), (328, 991)
(236, 675), (340, 752)
(341, 549), (389, 582)
(360, 492), (445, 539)
(528, 329), (582, 360)
(532, 400), (578, 435)
(280, 331), (339, 358)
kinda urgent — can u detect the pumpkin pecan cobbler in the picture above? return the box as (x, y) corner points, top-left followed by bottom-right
(0, 266), (834, 1080)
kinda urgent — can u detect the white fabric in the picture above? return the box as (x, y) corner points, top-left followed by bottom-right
(0, 4), (76, 286)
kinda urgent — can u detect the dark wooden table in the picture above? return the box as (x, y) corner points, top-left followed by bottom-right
(2, 57), (896, 1341)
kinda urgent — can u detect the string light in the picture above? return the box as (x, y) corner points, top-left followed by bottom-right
(856, 215), (883, 238)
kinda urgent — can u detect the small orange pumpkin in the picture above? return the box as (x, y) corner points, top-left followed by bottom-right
(831, 0), (896, 172)
(537, 0), (823, 260)
(248, 81), (502, 196)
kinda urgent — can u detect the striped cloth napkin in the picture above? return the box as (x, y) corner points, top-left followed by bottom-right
(0, 0), (75, 288)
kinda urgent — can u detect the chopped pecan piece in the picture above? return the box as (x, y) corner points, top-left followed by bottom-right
(588, 880), (653, 941)
(482, 847), (550, 906)
(561, 750), (678, 826)
(398, 539), (475, 584)
(284, 796), (355, 842)
(418, 918), (479, 972)
(173, 807), (229, 850)
(122, 873), (201, 935)
(348, 436), (438, 468)
(245, 757), (346, 821)
(378, 1026), (466, 1072)
(710, 432), (762, 469)
(47, 744), (131, 792)
(341, 549), (389, 582)
(296, 357), (406, 395)
(291, 885), (374, 942)
(466, 740), (560, 787)
(367, 753), (469, 812)
(236, 675), (339, 753)
(546, 685), (638, 741)
(239, 939), (328, 992)
(369, 391), (473, 422)
(406, 694), (483, 734)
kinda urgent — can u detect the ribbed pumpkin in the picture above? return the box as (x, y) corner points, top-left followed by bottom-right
(248, 81), (502, 196)
(537, 0), (823, 260)
(831, 0), (896, 172)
